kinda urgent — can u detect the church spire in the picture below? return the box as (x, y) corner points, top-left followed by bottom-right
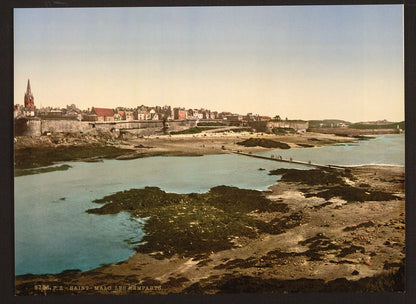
(24, 78), (35, 111)
(26, 79), (31, 95)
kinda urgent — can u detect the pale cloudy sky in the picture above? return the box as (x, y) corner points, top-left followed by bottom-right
(14, 5), (404, 122)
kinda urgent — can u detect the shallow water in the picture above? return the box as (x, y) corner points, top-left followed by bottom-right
(14, 133), (404, 275)
(256, 134), (404, 166)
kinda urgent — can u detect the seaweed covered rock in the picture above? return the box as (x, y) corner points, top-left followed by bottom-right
(87, 186), (293, 259)
(15, 144), (134, 169)
(269, 168), (353, 186)
(269, 168), (399, 203)
(304, 185), (399, 202)
(237, 138), (290, 149)
(184, 264), (404, 293)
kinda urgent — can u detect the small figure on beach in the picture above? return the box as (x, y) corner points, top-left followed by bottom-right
(290, 157), (293, 162)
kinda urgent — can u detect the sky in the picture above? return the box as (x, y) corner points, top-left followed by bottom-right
(14, 5), (404, 122)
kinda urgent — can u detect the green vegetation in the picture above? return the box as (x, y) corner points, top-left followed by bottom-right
(271, 127), (296, 135)
(169, 127), (214, 135)
(14, 145), (134, 169)
(237, 138), (291, 149)
(349, 121), (405, 130)
(197, 122), (226, 126)
(87, 186), (294, 259)
(269, 168), (354, 186)
(15, 164), (72, 177)
(213, 128), (252, 133)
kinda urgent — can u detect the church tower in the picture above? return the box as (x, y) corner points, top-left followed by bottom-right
(24, 79), (35, 110)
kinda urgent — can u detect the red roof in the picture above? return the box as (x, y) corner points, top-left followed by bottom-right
(93, 107), (114, 117)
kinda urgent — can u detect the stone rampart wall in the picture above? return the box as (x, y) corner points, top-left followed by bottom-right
(16, 119), (197, 136)
(249, 121), (309, 133)
(267, 121), (309, 132)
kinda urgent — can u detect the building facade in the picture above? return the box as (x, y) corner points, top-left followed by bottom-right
(92, 107), (115, 121)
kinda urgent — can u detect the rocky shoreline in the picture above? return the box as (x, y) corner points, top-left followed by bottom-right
(14, 131), (356, 173)
(15, 163), (405, 295)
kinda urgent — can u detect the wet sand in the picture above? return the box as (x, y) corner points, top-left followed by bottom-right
(15, 162), (404, 295)
(14, 131), (357, 170)
(116, 131), (358, 159)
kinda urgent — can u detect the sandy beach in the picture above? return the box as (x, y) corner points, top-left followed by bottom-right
(14, 131), (358, 170)
(14, 132), (405, 294)
(116, 131), (358, 158)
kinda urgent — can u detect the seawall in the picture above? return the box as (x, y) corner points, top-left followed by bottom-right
(249, 121), (309, 133)
(14, 118), (197, 137)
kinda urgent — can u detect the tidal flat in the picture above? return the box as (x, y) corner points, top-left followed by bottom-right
(13, 131), (356, 171)
(14, 164), (72, 177)
(87, 186), (292, 259)
(15, 164), (405, 295)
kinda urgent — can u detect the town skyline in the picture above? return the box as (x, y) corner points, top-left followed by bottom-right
(14, 6), (404, 122)
(14, 77), (404, 124)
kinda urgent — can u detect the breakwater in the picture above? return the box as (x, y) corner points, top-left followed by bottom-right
(232, 151), (346, 170)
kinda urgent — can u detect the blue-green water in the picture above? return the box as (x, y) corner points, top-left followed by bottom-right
(14, 134), (404, 275)
(256, 134), (404, 166)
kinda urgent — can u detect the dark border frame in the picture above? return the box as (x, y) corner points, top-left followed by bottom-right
(1, 1), (415, 303)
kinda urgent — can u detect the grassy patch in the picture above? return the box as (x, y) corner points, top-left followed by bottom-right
(349, 121), (404, 130)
